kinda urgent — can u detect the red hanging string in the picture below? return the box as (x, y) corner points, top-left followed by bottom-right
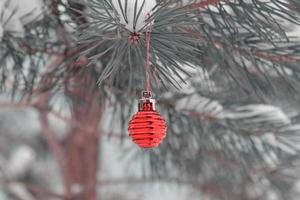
(145, 13), (152, 94)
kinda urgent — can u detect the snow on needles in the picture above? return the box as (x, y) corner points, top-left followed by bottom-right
(0, 0), (43, 40)
(111, 0), (157, 32)
(222, 104), (291, 133)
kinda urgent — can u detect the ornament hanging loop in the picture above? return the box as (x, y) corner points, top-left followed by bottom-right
(145, 13), (153, 94)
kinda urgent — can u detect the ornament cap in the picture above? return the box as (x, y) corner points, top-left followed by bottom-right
(138, 91), (156, 111)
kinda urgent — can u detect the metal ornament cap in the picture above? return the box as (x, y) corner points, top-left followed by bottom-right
(128, 91), (167, 148)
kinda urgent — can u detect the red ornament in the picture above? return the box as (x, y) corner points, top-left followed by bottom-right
(128, 92), (167, 148)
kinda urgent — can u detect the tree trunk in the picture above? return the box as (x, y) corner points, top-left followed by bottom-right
(66, 72), (102, 200)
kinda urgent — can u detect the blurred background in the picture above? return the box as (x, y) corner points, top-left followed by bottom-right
(1, 0), (300, 199)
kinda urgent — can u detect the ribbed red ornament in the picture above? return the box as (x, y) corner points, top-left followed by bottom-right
(128, 92), (167, 148)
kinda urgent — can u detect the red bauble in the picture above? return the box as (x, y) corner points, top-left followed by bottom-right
(128, 92), (167, 148)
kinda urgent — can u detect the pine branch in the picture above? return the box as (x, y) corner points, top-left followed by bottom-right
(188, 0), (220, 9)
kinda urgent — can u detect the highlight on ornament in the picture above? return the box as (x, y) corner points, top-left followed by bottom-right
(128, 91), (167, 148)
